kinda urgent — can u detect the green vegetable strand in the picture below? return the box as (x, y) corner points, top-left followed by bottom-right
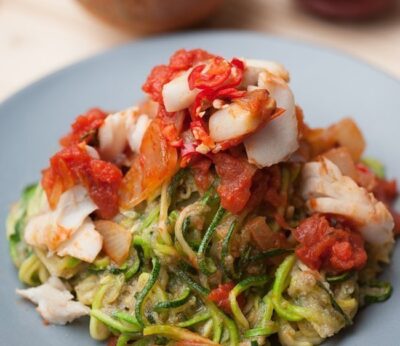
(143, 325), (219, 345)
(154, 286), (191, 311)
(361, 280), (393, 305)
(133, 236), (152, 259)
(116, 334), (131, 346)
(90, 309), (141, 333)
(197, 206), (226, 275)
(229, 275), (270, 329)
(244, 292), (278, 338)
(206, 302), (239, 346)
(175, 266), (210, 296)
(221, 219), (238, 280)
(135, 257), (161, 327)
(124, 255), (141, 281)
(177, 311), (211, 328)
(113, 311), (140, 327)
(271, 255), (309, 322)
(317, 281), (352, 326)
(326, 271), (353, 284)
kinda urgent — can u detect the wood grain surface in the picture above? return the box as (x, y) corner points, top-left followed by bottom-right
(0, 0), (399, 101)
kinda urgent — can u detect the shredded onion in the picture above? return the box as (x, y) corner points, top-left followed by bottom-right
(94, 220), (132, 265)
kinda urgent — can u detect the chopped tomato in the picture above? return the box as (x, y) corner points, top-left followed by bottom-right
(142, 49), (215, 103)
(88, 160), (122, 219)
(188, 57), (232, 90)
(42, 145), (122, 219)
(191, 158), (213, 192)
(293, 214), (367, 273)
(120, 118), (178, 209)
(246, 166), (287, 213)
(59, 108), (107, 147)
(213, 153), (257, 214)
(244, 216), (288, 251)
(142, 65), (173, 104)
(169, 49), (215, 71)
(208, 282), (245, 314)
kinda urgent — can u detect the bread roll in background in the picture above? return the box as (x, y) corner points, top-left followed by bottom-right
(77, 0), (224, 33)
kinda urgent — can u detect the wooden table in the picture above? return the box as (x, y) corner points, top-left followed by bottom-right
(1, 0), (399, 101)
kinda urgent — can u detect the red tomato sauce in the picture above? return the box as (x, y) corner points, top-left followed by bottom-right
(42, 145), (122, 219)
(208, 282), (245, 314)
(191, 157), (213, 192)
(213, 152), (257, 214)
(293, 214), (367, 273)
(60, 108), (107, 147)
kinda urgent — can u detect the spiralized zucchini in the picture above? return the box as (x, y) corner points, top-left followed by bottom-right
(10, 162), (395, 346)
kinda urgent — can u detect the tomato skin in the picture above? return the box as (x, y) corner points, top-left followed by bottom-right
(293, 215), (367, 273)
(169, 49), (214, 71)
(142, 65), (174, 104)
(213, 153), (257, 214)
(208, 282), (245, 314)
(188, 57), (231, 90)
(142, 49), (215, 103)
(60, 108), (107, 147)
(42, 145), (122, 219)
(88, 159), (122, 219)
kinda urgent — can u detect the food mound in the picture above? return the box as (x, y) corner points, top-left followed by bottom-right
(7, 49), (399, 346)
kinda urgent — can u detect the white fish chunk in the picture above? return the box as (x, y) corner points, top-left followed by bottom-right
(301, 158), (394, 245)
(98, 107), (136, 160)
(209, 104), (259, 142)
(54, 185), (97, 231)
(99, 107), (150, 161)
(17, 276), (89, 325)
(57, 219), (103, 263)
(24, 186), (102, 262)
(244, 73), (298, 167)
(241, 58), (290, 87)
(162, 69), (199, 112)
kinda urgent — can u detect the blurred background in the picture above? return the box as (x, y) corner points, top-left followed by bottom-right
(0, 0), (399, 101)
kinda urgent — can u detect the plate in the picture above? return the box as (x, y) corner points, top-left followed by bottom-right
(0, 30), (399, 345)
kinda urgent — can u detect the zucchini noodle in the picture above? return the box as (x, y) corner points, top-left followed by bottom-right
(8, 65), (397, 346)
(197, 206), (226, 275)
(134, 257), (161, 327)
(18, 253), (49, 286)
(272, 255), (311, 322)
(174, 202), (207, 268)
(229, 275), (270, 329)
(158, 180), (173, 246)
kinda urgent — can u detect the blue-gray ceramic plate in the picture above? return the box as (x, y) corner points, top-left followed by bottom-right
(0, 31), (399, 345)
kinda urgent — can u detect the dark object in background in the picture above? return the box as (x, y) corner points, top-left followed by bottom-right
(298, 0), (396, 20)
(77, 0), (223, 33)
